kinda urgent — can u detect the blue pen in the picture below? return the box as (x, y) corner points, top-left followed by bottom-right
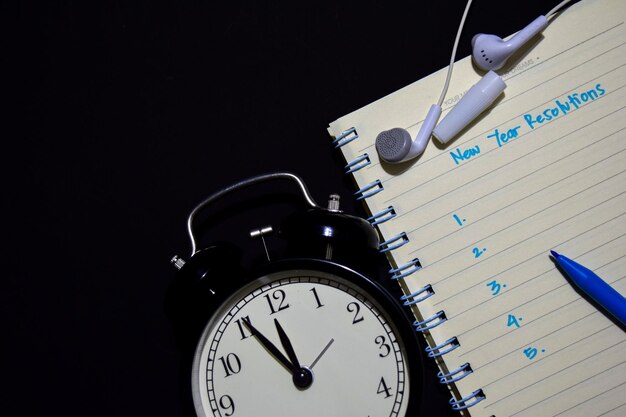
(550, 251), (626, 326)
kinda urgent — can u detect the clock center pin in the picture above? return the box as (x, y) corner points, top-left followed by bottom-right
(293, 366), (314, 390)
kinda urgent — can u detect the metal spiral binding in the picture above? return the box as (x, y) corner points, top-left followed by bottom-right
(378, 232), (408, 253)
(367, 206), (396, 226)
(389, 258), (422, 280)
(333, 127), (359, 148)
(413, 310), (447, 331)
(437, 363), (473, 384)
(354, 180), (383, 201)
(400, 284), (433, 305)
(335, 127), (483, 413)
(449, 389), (486, 411)
(345, 154), (371, 174)
(425, 337), (460, 358)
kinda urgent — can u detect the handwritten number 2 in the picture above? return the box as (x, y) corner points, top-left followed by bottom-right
(473, 247), (486, 258)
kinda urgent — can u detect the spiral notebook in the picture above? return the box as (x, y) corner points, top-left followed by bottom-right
(327, 0), (626, 416)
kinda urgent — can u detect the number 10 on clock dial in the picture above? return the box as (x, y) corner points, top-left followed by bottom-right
(191, 268), (413, 417)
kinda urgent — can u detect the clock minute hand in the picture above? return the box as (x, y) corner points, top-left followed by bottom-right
(274, 318), (315, 390)
(274, 318), (301, 370)
(241, 317), (295, 373)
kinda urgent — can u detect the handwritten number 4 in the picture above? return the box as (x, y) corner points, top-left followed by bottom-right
(507, 314), (521, 328)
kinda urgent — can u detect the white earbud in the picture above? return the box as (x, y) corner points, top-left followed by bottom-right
(472, 15), (548, 71)
(375, 104), (441, 164)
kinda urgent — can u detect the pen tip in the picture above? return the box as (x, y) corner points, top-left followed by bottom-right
(550, 250), (560, 258)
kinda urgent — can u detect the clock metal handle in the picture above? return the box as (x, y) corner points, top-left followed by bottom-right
(186, 172), (320, 255)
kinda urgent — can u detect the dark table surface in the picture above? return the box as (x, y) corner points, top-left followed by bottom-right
(5, 0), (568, 415)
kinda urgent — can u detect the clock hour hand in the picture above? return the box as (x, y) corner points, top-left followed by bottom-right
(274, 318), (301, 370)
(241, 317), (295, 373)
(243, 317), (314, 389)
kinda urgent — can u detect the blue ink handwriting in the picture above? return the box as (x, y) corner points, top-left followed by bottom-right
(450, 82), (607, 167)
(523, 347), (545, 360)
(523, 84), (605, 130)
(450, 145), (481, 165)
(507, 314), (522, 328)
(472, 247), (486, 258)
(486, 280), (506, 296)
(453, 213), (465, 226)
(487, 126), (521, 147)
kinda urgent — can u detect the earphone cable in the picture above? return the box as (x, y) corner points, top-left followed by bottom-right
(547, 0), (573, 19)
(437, 0), (474, 106)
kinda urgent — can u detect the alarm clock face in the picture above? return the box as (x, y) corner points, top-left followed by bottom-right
(191, 263), (415, 417)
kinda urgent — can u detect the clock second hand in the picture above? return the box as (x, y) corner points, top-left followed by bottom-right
(309, 338), (335, 369)
(273, 318), (334, 371)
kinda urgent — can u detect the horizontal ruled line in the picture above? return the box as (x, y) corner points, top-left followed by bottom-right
(485, 341), (626, 412)
(479, 320), (615, 388)
(432, 195), (626, 307)
(411, 149), (626, 258)
(450, 226), (625, 351)
(553, 380), (626, 417)
(379, 61), (626, 199)
(407, 138), (626, 253)
(598, 402), (626, 417)
(490, 340), (625, 410)
(509, 355), (626, 416)
(430, 192), (626, 287)
(445, 236), (626, 315)
(356, 23), (624, 160)
(502, 23), (623, 83)
(446, 216), (626, 334)
(381, 76), (626, 206)
(397, 92), (625, 216)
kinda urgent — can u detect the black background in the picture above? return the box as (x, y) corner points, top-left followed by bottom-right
(5, 0), (563, 415)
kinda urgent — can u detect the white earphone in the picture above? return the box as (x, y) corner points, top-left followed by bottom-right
(471, 16), (548, 71)
(375, 0), (571, 165)
(375, 104), (441, 164)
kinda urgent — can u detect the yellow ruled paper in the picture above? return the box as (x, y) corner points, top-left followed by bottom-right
(328, 1), (626, 416)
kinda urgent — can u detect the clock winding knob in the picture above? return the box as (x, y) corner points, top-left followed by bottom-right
(170, 255), (186, 270)
(327, 194), (341, 212)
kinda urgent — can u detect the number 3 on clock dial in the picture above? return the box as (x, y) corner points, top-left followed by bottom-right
(191, 269), (412, 417)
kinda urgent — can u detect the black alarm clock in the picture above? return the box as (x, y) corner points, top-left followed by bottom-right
(167, 173), (423, 417)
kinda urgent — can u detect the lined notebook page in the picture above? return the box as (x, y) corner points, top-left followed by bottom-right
(328, 1), (626, 416)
